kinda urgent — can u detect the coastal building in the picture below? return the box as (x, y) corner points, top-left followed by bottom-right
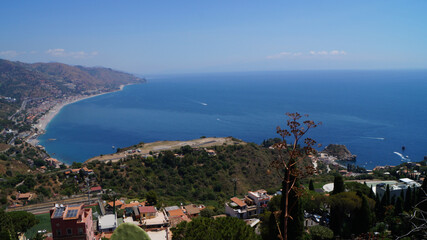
(50, 204), (94, 240)
(376, 178), (421, 200)
(225, 189), (271, 219)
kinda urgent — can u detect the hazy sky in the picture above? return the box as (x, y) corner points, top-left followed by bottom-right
(1, 1), (426, 74)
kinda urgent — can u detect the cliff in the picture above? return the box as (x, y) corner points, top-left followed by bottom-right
(322, 144), (356, 161)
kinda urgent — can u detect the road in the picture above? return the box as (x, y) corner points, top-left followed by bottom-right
(6, 195), (101, 214)
(8, 99), (28, 121)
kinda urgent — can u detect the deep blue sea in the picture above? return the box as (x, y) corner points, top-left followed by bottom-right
(39, 70), (427, 169)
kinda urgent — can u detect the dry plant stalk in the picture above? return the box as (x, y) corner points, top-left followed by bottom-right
(271, 112), (321, 240)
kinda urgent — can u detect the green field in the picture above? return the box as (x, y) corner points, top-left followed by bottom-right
(86, 204), (101, 220)
(25, 213), (52, 239)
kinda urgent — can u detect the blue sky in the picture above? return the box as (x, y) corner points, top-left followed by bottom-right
(1, 1), (426, 74)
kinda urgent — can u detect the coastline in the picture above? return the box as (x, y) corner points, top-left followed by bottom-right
(28, 84), (132, 146)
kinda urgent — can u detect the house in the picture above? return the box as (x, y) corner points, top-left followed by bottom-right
(50, 204), (94, 240)
(107, 200), (124, 209)
(17, 192), (32, 201)
(82, 167), (94, 175)
(205, 149), (217, 156)
(98, 214), (118, 233)
(46, 158), (61, 168)
(168, 208), (190, 227)
(90, 186), (102, 194)
(183, 204), (204, 218)
(225, 190), (271, 219)
(120, 201), (142, 218)
(225, 197), (250, 219)
(65, 169), (81, 175)
(138, 206), (157, 219)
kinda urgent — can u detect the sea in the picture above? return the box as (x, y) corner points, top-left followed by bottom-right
(38, 70), (427, 169)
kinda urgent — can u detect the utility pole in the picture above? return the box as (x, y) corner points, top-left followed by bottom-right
(232, 178), (238, 196)
(86, 177), (90, 204)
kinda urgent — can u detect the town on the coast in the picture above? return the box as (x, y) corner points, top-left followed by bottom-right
(0, 61), (426, 240)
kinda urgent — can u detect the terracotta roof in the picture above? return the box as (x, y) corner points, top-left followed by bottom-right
(47, 158), (59, 162)
(120, 201), (141, 209)
(107, 200), (123, 207)
(90, 186), (102, 192)
(83, 167), (93, 172)
(168, 209), (185, 217)
(138, 206), (156, 213)
(184, 205), (201, 215)
(18, 193), (32, 199)
(231, 197), (246, 207)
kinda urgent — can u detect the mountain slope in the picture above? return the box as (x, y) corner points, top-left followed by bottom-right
(0, 59), (145, 101)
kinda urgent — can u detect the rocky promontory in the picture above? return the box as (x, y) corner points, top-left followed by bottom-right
(322, 144), (356, 161)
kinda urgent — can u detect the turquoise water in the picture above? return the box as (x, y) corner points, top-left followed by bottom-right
(39, 70), (427, 168)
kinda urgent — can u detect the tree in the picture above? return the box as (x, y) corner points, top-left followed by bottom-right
(394, 197), (403, 215)
(145, 190), (157, 206)
(332, 175), (344, 195)
(110, 223), (151, 240)
(352, 195), (373, 234)
(7, 211), (38, 236)
(309, 225), (334, 240)
(171, 217), (260, 240)
(271, 113), (320, 240)
(309, 179), (314, 191)
(0, 209), (14, 240)
(404, 186), (412, 212)
(200, 207), (215, 218)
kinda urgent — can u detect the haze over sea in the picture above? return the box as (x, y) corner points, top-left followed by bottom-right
(39, 70), (427, 169)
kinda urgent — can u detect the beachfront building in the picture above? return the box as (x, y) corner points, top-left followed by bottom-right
(376, 178), (421, 200)
(50, 204), (94, 240)
(225, 189), (271, 219)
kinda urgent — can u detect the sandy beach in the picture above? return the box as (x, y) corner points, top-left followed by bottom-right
(35, 84), (129, 131)
(28, 84), (131, 146)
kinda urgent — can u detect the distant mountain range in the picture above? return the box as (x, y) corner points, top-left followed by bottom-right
(0, 59), (145, 101)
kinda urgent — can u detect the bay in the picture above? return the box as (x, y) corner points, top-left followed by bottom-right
(39, 70), (427, 169)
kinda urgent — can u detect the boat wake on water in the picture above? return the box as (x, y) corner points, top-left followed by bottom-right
(361, 137), (385, 140)
(393, 152), (411, 162)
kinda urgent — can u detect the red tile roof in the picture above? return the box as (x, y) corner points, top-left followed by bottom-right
(107, 200), (123, 207)
(138, 206), (156, 213)
(231, 197), (246, 207)
(168, 209), (185, 217)
(90, 186), (102, 192)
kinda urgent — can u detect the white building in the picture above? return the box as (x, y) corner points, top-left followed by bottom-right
(225, 190), (271, 219)
(98, 214), (117, 232)
(376, 178), (421, 200)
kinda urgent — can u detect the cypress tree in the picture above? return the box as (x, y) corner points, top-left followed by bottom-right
(355, 195), (372, 234)
(309, 179), (314, 191)
(332, 175), (345, 195)
(404, 186), (412, 211)
(368, 186), (375, 200)
(418, 178), (427, 212)
(375, 194), (385, 221)
(385, 184), (391, 206)
(394, 196), (403, 215)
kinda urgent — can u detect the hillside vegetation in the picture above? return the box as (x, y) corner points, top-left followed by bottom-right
(87, 143), (287, 204)
(0, 59), (145, 101)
